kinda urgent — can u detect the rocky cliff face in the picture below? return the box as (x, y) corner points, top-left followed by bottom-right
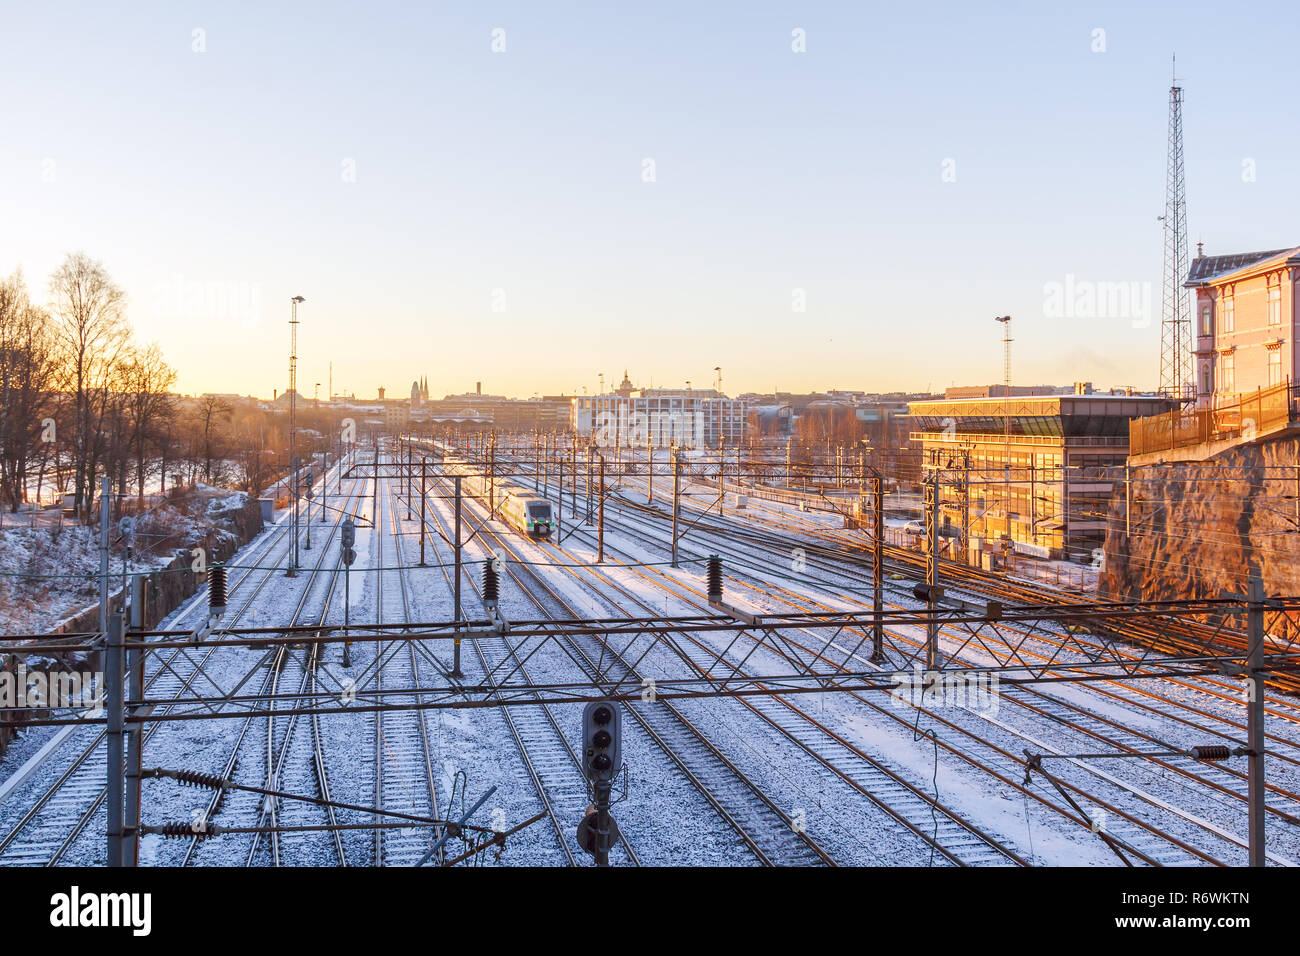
(1100, 434), (1300, 642)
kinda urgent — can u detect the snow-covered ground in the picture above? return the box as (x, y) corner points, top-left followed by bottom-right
(1, 453), (1295, 867)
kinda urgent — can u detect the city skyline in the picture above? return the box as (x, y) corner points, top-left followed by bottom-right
(4, 2), (1299, 398)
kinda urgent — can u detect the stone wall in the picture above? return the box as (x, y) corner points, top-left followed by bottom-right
(1100, 434), (1300, 641)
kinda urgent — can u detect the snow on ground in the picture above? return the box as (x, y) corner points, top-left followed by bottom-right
(0, 487), (251, 636)
(4, 454), (1297, 866)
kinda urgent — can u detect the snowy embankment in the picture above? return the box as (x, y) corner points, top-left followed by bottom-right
(0, 487), (254, 636)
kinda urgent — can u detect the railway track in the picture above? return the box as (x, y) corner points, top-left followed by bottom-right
(374, 471), (441, 866)
(541, 535), (1025, 866)
(181, 471), (364, 867)
(410, 465), (636, 866)
(421, 465), (836, 865)
(570, 505), (1300, 865)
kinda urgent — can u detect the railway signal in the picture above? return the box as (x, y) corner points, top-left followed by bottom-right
(579, 699), (623, 865)
(304, 472), (314, 550)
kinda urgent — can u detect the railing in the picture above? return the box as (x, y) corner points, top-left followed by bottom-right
(1128, 380), (1294, 457)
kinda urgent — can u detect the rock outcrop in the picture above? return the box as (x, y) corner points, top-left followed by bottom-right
(1100, 434), (1300, 644)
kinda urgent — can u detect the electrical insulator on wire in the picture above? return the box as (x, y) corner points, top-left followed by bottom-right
(706, 555), (723, 605)
(483, 558), (500, 609)
(208, 563), (227, 619)
(1190, 745), (1232, 761)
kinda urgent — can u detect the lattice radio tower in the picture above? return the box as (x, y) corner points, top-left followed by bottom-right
(1159, 60), (1193, 402)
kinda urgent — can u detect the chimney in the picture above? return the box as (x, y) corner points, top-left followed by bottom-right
(476, 381), (482, 395)
(1196, 241), (1204, 258)
(378, 386), (385, 400)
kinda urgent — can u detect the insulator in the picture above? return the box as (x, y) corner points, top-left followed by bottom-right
(171, 768), (229, 790)
(706, 555), (723, 604)
(1190, 745), (1232, 761)
(208, 563), (227, 617)
(155, 821), (220, 840)
(483, 561), (499, 604)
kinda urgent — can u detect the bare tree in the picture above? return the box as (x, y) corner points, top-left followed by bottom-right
(0, 271), (57, 511)
(120, 343), (177, 501)
(48, 253), (131, 521)
(191, 395), (233, 485)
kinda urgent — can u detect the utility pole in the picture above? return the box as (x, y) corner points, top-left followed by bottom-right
(558, 456), (565, 542)
(1247, 565), (1266, 866)
(489, 433), (496, 518)
(597, 454), (605, 563)
(125, 577), (145, 867)
(106, 612), (125, 866)
(288, 295), (304, 576)
(995, 315), (1013, 545)
(872, 474), (884, 662)
(98, 476), (111, 632)
(419, 458), (427, 565)
(962, 451), (971, 563)
(647, 439), (653, 503)
(925, 470), (941, 670)
(671, 448), (681, 568)
(586, 444), (594, 524)
(453, 475), (463, 678)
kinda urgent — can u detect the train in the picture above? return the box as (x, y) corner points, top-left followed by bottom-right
(438, 454), (555, 538)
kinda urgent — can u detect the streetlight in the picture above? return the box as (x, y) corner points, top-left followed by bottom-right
(714, 366), (722, 451)
(994, 315), (1012, 547)
(288, 295), (305, 577)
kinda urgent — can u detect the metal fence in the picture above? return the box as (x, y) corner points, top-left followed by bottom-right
(1129, 380), (1294, 456)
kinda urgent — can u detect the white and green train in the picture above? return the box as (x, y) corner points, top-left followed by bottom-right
(440, 454), (555, 539)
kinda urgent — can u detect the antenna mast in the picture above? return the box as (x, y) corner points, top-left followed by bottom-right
(1159, 57), (1192, 402)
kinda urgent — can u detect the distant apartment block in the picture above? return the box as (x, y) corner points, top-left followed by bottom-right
(572, 388), (747, 449)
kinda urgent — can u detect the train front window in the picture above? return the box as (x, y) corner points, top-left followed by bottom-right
(528, 504), (551, 521)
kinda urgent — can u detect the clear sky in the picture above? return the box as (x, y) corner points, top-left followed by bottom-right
(2, 1), (1297, 400)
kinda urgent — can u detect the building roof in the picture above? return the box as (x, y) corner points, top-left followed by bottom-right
(908, 394), (1176, 438)
(1186, 247), (1300, 285)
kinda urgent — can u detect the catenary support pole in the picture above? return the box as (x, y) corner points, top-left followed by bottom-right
(453, 475), (463, 677)
(106, 612), (125, 867)
(873, 474), (884, 662)
(419, 458), (427, 566)
(125, 577), (145, 867)
(598, 454), (605, 563)
(1247, 566), (1267, 867)
(99, 476), (111, 632)
(926, 471), (940, 670)
(671, 449), (681, 569)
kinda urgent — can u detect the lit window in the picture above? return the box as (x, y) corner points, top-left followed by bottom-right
(1221, 353), (1236, 393)
(1268, 286), (1282, 326)
(1269, 350), (1282, 387)
(1223, 295), (1235, 332)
